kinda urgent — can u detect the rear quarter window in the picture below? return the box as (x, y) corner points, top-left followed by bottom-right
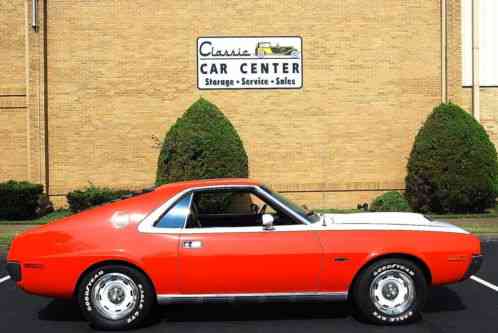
(155, 193), (192, 228)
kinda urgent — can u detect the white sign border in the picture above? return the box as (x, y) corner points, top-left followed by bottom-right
(196, 36), (304, 91)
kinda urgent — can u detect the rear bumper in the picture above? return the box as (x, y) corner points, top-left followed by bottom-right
(6, 262), (22, 282)
(461, 254), (483, 280)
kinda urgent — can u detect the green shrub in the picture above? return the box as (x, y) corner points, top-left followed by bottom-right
(156, 98), (249, 210)
(405, 102), (498, 213)
(67, 186), (131, 213)
(0, 180), (44, 220)
(370, 191), (410, 212)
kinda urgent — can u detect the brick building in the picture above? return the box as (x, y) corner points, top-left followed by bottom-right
(0, 0), (496, 208)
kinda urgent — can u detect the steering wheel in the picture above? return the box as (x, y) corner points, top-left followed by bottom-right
(258, 204), (267, 215)
(250, 203), (259, 214)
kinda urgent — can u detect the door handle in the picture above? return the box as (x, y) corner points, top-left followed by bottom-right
(183, 240), (203, 249)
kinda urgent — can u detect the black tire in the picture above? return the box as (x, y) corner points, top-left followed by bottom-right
(352, 258), (427, 325)
(77, 265), (155, 330)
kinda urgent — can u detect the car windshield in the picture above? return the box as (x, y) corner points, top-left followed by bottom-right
(260, 185), (320, 223)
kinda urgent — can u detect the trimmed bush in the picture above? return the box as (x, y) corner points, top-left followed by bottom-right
(0, 180), (44, 220)
(156, 98), (248, 211)
(405, 103), (498, 213)
(370, 191), (410, 212)
(156, 98), (249, 185)
(67, 186), (131, 213)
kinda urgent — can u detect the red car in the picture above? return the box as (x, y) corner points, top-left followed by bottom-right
(7, 178), (482, 329)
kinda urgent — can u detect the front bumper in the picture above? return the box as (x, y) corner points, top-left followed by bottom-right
(6, 262), (22, 282)
(461, 254), (483, 280)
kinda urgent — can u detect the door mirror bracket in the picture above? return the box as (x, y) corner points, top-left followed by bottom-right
(262, 214), (274, 230)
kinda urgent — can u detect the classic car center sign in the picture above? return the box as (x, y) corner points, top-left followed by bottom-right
(197, 37), (302, 89)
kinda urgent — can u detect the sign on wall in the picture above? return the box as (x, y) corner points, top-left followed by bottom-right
(197, 36), (303, 90)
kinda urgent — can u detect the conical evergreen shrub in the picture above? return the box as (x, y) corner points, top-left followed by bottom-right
(156, 98), (249, 185)
(405, 103), (498, 213)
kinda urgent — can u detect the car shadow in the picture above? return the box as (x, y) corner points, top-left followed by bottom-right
(157, 301), (353, 322)
(423, 286), (467, 313)
(38, 299), (84, 322)
(37, 287), (466, 324)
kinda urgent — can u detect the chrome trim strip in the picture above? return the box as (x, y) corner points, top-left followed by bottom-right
(157, 291), (348, 304)
(180, 224), (309, 234)
(181, 192), (194, 229)
(254, 186), (311, 225)
(138, 184), (310, 234)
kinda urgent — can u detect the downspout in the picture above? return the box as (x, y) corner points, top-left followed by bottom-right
(472, 0), (480, 121)
(31, 0), (37, 31)
(43, 0), (50, 195)
(441, 0), (448, 103)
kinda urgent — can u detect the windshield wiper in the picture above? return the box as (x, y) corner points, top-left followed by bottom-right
(306, 210), (315, 216)
(302, 205), (316, 216)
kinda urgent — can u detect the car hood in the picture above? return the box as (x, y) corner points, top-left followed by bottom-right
(319, 212), (469, 234)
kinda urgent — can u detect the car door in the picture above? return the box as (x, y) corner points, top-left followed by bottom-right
(178, 188), (323, 294)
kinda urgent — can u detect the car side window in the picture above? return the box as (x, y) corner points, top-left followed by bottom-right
(185, 189), (299, 229)
(155, 193), (193, 228)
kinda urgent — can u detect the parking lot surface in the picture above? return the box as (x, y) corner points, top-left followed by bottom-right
(0, 241), (496, 333)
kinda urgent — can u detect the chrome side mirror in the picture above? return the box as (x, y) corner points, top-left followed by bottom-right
(262, 214), (274, 230)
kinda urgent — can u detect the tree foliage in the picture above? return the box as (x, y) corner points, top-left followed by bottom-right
(370, 191), (410, 212)
(405, 103), (498, 213)
(156, 98), (249, 185)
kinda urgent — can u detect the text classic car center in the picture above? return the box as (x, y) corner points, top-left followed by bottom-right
(197, 37), (303, 89)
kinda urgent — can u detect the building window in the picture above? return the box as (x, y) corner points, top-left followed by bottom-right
(462, 0), (498, 86)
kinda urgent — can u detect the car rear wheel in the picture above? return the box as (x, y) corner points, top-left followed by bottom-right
(352, 258), (427, 325)
(77, 265), (155, 330)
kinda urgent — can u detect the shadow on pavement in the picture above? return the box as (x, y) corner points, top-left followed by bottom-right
(37, 300), (353, 324)
(157, 301), (353, 322)
(37, 288), (467, 324)
(38, 299), (84, 322)
(424, 286), (466, 313)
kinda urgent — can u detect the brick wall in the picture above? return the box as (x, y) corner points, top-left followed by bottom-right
(0, 0), (28, 181)
(0, 0), (26, 91)
(40, 0), (442, 208)
(4, 1), (498, 209)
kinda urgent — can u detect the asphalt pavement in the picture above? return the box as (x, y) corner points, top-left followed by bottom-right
(0, 241), (496, 333)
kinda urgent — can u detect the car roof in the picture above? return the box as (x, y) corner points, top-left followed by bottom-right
(156, 178), (262, 193)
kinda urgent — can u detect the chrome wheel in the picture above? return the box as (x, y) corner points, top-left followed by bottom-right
(91, 272), (139, 321)
(369, 269), (416, 316)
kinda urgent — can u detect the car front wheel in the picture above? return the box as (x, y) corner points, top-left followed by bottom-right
(352, 258), (427, 325)
(77, 264), (155, 330)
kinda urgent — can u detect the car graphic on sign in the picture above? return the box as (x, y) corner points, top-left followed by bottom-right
(6, 178), (482, 330)
(255, 42), (300, 58)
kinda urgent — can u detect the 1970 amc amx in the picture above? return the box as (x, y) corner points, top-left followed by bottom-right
(7, 179), (482, 329)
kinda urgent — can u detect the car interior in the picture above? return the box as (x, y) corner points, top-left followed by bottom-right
(185, 189), (299, 228)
